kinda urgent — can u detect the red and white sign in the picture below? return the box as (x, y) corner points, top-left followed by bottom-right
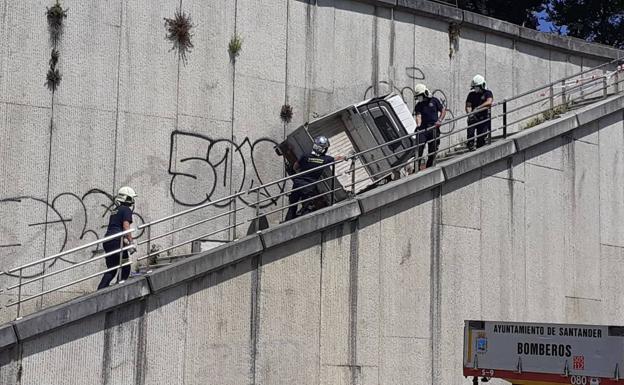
(463, 320), (624, 384)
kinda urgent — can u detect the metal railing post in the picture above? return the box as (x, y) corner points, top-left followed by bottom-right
(16, 268), (23, 319)
(117, 236), (124, 284)
(231, 197), (237, 241)
(561, 80), (567, 106)
(330, 164), (336, 206)
(146, 225), (151, 264)
(487, 116), (492, 145)
(616, 65), (621, 94)
(502, 101), (508, 139)
(603, 75), (608, 99)
(549, 84), (554, 109)
(350, 160), (356, 195)
(255, 189), (260, 220)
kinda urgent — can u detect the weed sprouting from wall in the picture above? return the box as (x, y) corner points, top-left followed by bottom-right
(46, 1), (67, 45)
(448, 23), (460, 59)
(228, 34), (243, 61)
(164, 10), (194, 64)
(49, 48), (59, 68)
(46, 49), (61, 91)
(280, 104), (293, 123)
(46, 66), (62, 92)
(45, 1), (66, 93)
(522, 104), (569, 129)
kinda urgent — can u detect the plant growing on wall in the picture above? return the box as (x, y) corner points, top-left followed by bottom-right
(448, 22), (460, 59)
(522, 104), (569, 129)
(46, 1), (67, 45)
(228, 34), (243, 61)
(45, 1), (66, 93)
(280, 104), (293, 123)
(45, 49), (62, 91)
(164, 10), (194, 64)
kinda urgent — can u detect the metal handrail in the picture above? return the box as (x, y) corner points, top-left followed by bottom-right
(1, 58), (622, 318)
(2, 244), (137, 292)
(5, 228), (133, 273)
(138, 189), (248, 228)
(500, 57), (618, 103)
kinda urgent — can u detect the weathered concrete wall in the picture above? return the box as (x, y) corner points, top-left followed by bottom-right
(1, 96), (624, 385)
(0, 0), (622, 318)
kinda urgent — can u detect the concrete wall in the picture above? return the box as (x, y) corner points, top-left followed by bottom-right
(1, 96), (624, 385)
(0, 0), (622, 318)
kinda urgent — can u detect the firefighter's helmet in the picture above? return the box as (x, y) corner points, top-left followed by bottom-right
(312, 136), (330, 156)
(471, 74), (487, 89)
(115, 186), (137, 206)
(414, 83), (431, 98)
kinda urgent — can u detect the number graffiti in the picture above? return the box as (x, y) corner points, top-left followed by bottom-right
(168, 130), (286, 209)
(0, 132), (286, 279)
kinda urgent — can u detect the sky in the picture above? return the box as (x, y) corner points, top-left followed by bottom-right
(536, 8), (569, 34)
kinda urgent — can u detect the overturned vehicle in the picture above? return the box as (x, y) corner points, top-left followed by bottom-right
(275, 93), (418, 213)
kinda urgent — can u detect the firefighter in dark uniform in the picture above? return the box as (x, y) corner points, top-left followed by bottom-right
(465, 74), (494, 150)
(413, 83), (446, 169)
(97, 186), (137, 290)
(285, 136), (344, 221)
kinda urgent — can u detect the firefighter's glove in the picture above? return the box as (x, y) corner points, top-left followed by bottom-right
(124, 239), (137, 255)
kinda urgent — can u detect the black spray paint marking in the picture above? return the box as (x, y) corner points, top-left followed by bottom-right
(363, 66), (457, 134)
(168, 130), (286, 208)
(0, 189), (145, 278)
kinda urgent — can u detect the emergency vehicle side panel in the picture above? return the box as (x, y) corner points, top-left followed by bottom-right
(464, 320), (624, 383)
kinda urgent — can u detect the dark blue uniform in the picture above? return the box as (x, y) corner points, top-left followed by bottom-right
(413, 97), (444, 167)
(97, 205), (133, 289)
(466, 89), (493, 149)
(286, 154), (334, 221)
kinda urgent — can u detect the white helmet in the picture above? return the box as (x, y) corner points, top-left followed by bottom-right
(471, 74), (486, 89)
(414, 83), (431, 98)
(115, 186), (137, 205)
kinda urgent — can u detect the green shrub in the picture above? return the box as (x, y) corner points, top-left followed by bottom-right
(228, 34), (243, 60)
(522, 104), (569, 129)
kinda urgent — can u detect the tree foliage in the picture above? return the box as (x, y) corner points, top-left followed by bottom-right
(455, 0), (545, 28)
(547, 0), (624, 48)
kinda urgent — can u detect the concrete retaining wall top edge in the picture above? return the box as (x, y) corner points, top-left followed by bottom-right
(374, 0), (623, 59)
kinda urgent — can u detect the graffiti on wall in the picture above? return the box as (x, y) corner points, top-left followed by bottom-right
(1, 66), (459, 276)
(363, 66), (457, 134)
(0, 189), (145, 276)
(0, 131), (285, 277)
(169, 130), (285, 209)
